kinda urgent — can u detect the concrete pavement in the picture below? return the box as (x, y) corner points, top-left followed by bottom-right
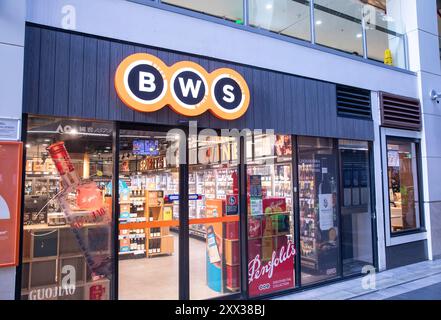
(276, 259), (441, 300)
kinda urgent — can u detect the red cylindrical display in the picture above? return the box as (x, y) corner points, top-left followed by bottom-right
(47, 141), (80, 188)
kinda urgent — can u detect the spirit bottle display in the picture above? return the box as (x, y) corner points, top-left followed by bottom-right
(47, 141), (111, 280)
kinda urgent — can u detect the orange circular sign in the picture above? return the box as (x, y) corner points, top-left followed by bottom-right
(114, 53), (250, 120)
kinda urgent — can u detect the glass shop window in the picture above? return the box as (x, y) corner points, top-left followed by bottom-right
(162, 0), (243, 23)
(246, 133), (296, 297)
(298, 136), (339, 285)
(386, 138), (422, 234)
(189, 133), (241, 299)
(21, 116), (114, 300)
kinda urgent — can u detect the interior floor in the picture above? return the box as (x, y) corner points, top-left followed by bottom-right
(118, 233), (230, 300)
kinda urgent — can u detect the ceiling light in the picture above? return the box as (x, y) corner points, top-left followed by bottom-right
(356, 33), (362, 38)
(25, 144), (31, 148)
(265, 3), (273, 10)
(316, 20), (322, 25)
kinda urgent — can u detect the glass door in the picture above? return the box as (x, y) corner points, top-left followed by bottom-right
(298, 137), (340, 286)
(117, 128), (180, 300)
(188, 133), (241, 299)
(339, 140), (374, 276)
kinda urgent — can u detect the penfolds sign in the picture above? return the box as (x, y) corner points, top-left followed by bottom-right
(248, 239), (296, 296)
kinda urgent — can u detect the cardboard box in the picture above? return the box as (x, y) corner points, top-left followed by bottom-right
(224, 239), (240, 265)
(225, 222), (239, 240)
(248, 216), (262, 239)
(262, 197), (287, 214)
(85, 280), (110, 300)
(226, 265), (240, 290)
(248, 238), (262, 261)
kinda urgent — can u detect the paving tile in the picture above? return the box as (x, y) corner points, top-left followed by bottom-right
(275, 260), (441, 300)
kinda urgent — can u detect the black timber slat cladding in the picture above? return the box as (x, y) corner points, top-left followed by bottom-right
(380, 92), (421, 131)
(22, 24), (374, 141)
(336, 85), (371, 119)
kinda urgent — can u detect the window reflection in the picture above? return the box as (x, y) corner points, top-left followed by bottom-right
(249, 0), (311, 41)
(22, 117), (114, 300)
(387, 138), (421, 233)
(298, 136), (339, 285)
(246, 133), (295, 297)
(162, 0), (243, 23)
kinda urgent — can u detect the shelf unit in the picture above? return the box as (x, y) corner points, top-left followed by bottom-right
(224, 222), (240, 292)
(298, 161), (319, 271)
(21, 223), (111, 300)
(118, 189), (174, 258)
(188, 168), (236, 238)
(145, 190), (174, 257)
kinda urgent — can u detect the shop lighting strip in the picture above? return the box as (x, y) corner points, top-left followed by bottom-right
(28, 130), (110, 137)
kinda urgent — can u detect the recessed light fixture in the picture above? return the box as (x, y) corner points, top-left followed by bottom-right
(356, 33), (362, 38)
(316, 20), (322, 25)
(265, 3), (273, 10)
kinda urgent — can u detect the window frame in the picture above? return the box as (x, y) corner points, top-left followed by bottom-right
(381, 128), (426, 247)
(17, 115), (378, 300)
(128, 0), (410, 72)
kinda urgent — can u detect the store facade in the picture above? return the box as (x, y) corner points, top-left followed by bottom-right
(377, 92), (427, 269)
(17, 24), (379, 300)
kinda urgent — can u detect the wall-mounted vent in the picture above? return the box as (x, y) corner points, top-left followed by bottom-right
(337, 85), (371, 119)
(380, 92), (421, 131)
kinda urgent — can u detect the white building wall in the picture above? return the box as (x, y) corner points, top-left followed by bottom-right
(408, 0), (441, 260)
(0, 0), (26, 300)
(25, 0), (419, 97)
(0, 0), (433, 299)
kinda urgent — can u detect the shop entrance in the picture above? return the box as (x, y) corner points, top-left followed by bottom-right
(117, 125), (241, 300)
(117, 127), (180, 299)
(19, 115), (377, 300)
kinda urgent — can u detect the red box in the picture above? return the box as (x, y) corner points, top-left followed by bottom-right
(225, 222), (239, 240)
(225, 239), (240, 265)
(248, 238), (262, 261)
(248, 217), (262, 239)
(276, 235), (289, 251)
(226, 265), (240, 290)
(262, 197), (287, 214)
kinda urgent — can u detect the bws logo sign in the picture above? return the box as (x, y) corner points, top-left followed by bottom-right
(115, 53), (250, 120)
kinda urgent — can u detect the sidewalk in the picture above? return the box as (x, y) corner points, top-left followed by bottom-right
(276, 259), (441, 300)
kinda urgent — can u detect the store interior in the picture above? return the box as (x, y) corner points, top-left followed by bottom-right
(20, 117), (374, 300)
(118, 129), (241, 300)
(21, 117), (114, 300)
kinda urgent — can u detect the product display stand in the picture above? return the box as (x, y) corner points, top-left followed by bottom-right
(224, 221), (240, 292)
(145, 190), (174, 257)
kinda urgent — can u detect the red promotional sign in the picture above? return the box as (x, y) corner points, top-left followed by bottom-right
(0, 142), (23, 267)
(248, 239), (296, 296)
(89, 284), (106, 300)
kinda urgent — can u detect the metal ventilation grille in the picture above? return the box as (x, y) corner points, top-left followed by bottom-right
(337, 85), (371, 119)
(380, 92), (421, 131)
